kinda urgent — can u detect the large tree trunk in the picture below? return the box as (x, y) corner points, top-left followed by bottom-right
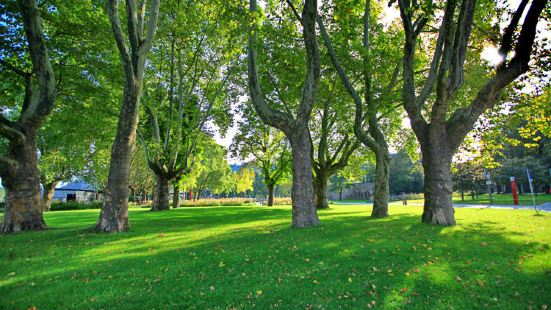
(95, 83), (141, 232)
(96, 0), (160, 232)
(1, 135), (47, 233)
(173, 183), (180, 209)
(152, 174), (170, 211)
(421, 136), (455, 225)
(371, 147), (390, 217)
(42, 181), (57, 212)
(267, 183), (275, 206)
(289, 130), (320, 228)
(313, 169), (329, 209)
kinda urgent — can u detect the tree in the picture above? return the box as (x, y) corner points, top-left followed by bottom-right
(231, 106), (291, 206)
(452, 160), (485, 201)
(180, 135), (233, 199)
(139, 0), (239, 211)
(310, 76), (360, 209)
(248, 0), (321, 227)
(235, 167), (255, 197)
(389, 151), (424, 196)
(0, 0), (57, 233)
(395, 0), (548, 224)
(316, 0), (404, 217)
(96, 0), (160, 232)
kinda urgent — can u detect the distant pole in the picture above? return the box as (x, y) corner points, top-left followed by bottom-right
(510, 176), (519, 207)
(526, 169), (539, 215)
(484, 169), (493, 208)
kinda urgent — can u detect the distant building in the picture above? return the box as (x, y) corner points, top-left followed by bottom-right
(328, 182), (374, 201)
(53, 181), (101, 202)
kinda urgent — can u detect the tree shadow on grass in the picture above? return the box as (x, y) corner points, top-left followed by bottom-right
(0, 207), (550, 309)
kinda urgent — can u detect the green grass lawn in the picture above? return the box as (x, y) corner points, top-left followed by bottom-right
(452, 193), (551, 206)
(1, 205), (550, 309)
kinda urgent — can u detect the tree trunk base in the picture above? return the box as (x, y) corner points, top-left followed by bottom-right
(150, 205), (170, 211)
(292, 206), (320, 228)
(1, 171), (47, 234)
(1, 217), (47, 234)
(422, 207), (456, 225)
(371, 204), (389, 218)
(151, 174), (170, 211)
(95, 197), (130, 233)
(95, 218), (129, 233)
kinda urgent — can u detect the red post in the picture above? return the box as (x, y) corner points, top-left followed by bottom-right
(510, 177), (519, 206)
(189, 190), (193, 201)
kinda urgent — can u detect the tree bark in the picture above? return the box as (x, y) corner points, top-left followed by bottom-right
(151, 174), (170, 211)
(96, 82), (140, 232)
(420, 136), (455, 225)
(173, 183), (180, 209)
(371, 147), (390, 218)
(289, 130), (320, 227)
(1, 133), (47, 233)
(313, 170), (329, 209)
(42, 181), (57, 212)
(267, 183), (275, 206)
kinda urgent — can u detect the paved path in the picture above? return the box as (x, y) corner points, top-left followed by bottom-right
(331, 201), (551, 212)
(453, 202), (551, 212)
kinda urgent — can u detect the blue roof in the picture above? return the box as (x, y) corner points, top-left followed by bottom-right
(55, 181), (98, 192)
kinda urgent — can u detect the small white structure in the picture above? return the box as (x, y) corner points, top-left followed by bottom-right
(53, 181), (101, 202)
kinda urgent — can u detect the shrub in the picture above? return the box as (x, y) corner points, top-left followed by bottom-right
(181, 198), (255, 207)
(49, 201), (103, 211)
(389, 193), (424, 202)
(269, 197), (292, 206)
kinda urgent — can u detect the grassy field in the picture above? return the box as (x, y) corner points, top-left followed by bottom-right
(1, 205), (550, 309)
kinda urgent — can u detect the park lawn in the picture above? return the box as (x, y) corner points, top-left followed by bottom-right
(452, 193), (551, 206)
(1, 205), (550, 309)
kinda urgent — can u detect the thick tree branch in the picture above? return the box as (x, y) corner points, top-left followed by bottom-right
(248, 0), (294, 132)
(446, 0), (548, 149)
(497, 0), (529, 71)
(398, 0), (428, 138)
(107, 0), (133, 76)
(317, 15), (378, 149)
(126, 0), (141, 52)
(0, 115), (26, 145)
(19, 0), (56, 123)
(0, 156), (18, 177)
(295, 0), (321, 127)
(447, 0), (476, 95)
(139, 0), (161, 55)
